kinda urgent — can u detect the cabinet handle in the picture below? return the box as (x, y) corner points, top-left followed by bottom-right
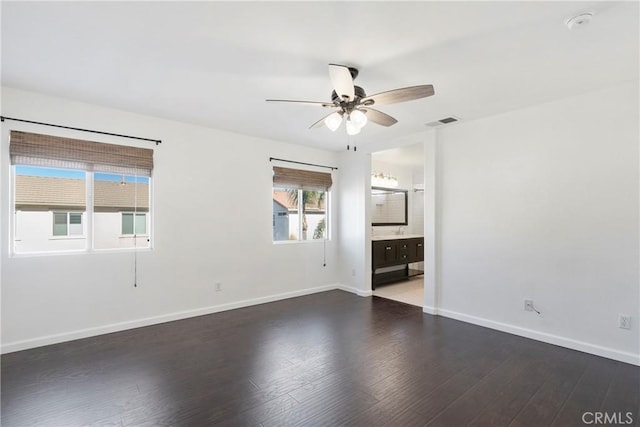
(385, 246), (392, 250)
(417, 243), (423, 247)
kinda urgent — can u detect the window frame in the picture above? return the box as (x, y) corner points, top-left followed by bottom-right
(11, 166), (154, 256)
(272, 186), (330, 244)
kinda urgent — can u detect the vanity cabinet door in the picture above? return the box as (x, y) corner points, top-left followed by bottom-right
(408, 238), (424, 262)
(373, 240), (398, 268)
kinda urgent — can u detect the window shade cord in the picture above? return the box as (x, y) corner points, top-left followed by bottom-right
(133, 168), (138, 288)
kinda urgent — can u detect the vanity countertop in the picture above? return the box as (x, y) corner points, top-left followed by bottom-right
(372, 234), (424, 241)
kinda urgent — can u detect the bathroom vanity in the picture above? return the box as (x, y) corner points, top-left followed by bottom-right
(372, 235), (424, 289)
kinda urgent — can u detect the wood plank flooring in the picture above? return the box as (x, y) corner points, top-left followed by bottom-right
(2, 290), (638, 426)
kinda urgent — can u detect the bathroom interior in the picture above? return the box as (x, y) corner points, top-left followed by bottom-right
(370, 142), (425, 307)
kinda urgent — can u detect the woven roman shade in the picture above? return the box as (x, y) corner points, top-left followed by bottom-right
(10, 131), (154, 176)
(273, 166), (332, 190)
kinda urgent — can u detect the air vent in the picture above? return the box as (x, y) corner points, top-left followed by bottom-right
(426, 116), (461, 128)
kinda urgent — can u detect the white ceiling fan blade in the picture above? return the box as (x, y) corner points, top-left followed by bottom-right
(361, 108), (398, 127)
(363, 85), (434, 106)
(328, 64), (355, 101)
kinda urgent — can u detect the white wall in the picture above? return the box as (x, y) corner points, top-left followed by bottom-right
(337, 150), (371, 296)
(1, 87), (340, 351)
(411, 166), (424, 236)
(434, 82), (639, 364)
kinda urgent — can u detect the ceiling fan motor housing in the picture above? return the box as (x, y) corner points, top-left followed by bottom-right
(331, 86), (367, 105)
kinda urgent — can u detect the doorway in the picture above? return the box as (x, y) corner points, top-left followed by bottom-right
(370, 143), (425, 307)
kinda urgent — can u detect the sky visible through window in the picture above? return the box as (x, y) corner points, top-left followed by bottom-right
(16, 166), (149, 184)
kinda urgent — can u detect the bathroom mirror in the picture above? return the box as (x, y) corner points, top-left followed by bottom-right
(371, 187), (408, 226)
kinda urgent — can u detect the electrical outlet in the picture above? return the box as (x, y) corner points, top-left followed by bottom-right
(619, 315), (632, 330)
(215, 282), (222, 292)
(524, 299), (534, 312)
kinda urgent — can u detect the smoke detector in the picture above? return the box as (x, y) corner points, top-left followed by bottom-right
(566, 12), (593, 30)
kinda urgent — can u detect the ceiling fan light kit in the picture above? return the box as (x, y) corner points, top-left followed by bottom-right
(350, 109), (367, 128)
(267, 64), (435, 136)
(345, 117), (361, 136)
(324, 111), (343, 131)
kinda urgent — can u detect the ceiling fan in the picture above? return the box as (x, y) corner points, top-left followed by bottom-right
(266, 64), (435, 136)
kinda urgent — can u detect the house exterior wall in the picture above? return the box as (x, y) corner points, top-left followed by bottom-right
(14, 211), (150, 252)
(272, 201), (288, 241)
(93, 212), (149, 249)
(15, 211), (86, 252)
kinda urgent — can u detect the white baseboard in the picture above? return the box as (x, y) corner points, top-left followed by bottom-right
(335, 284), (373, 297)
(423, 305), (438, 315)
(437, 308), (640, 366)
(1, 283), (341, 354)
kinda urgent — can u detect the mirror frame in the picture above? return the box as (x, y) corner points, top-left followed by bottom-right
(371, 187), (408, 226)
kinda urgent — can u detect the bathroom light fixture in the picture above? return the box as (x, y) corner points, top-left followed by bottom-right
(371, 171), (398, 188)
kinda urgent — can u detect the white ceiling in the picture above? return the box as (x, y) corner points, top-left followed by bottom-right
(1, 2), (638, 152)
(372, 143), (425, 168)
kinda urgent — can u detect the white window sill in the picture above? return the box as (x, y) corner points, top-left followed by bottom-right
(49, 235), (86, 240)
(92, 247), (152, 254)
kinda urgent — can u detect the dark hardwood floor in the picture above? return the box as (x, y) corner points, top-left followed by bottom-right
(2, 290), (638, 426)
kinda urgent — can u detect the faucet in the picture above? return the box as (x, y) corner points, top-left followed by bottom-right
(397, 226), (404, 235)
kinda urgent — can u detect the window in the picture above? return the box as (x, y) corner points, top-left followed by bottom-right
(10, 131), (153, 254)
(272, 166), (332, 242)
(53, 212), (84, 237)
(93, 172), (150, 250)
(121, 213), (147, 235)
(14, 165), (87, 252)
